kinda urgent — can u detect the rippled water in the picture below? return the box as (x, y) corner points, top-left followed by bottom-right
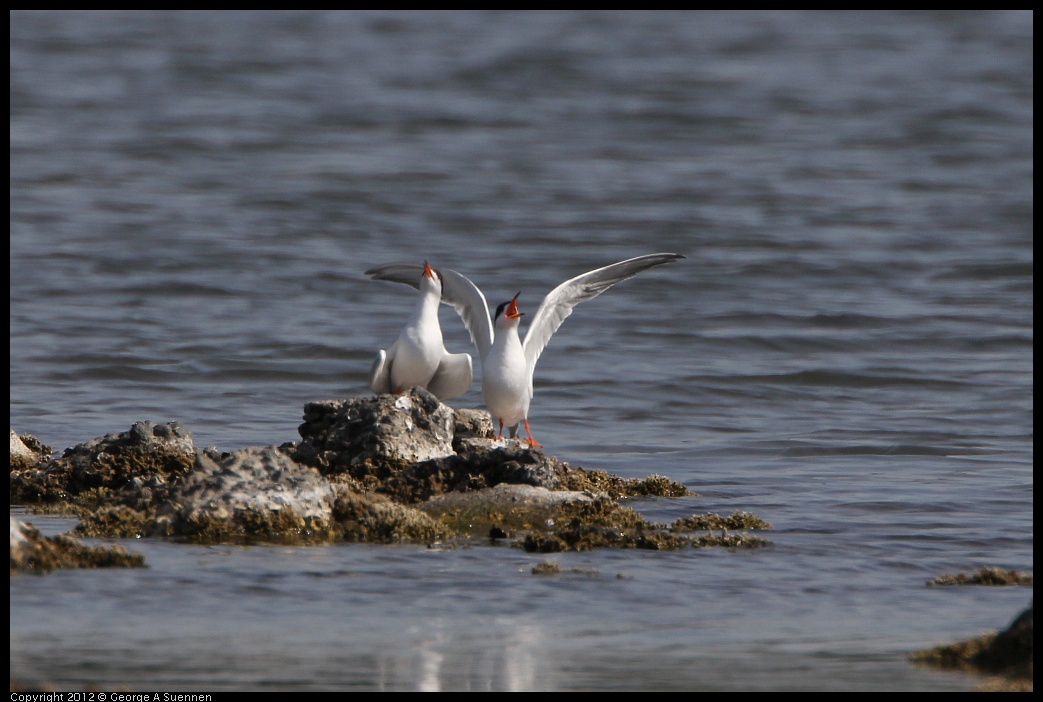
(10, 10), (1033, 691)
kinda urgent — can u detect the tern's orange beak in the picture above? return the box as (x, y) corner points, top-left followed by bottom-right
(506, 292), (523, 319)
(423, 261), (435, 279)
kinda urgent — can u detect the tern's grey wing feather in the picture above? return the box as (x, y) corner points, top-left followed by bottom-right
(521, 253), (684, 382)
(364, 263), (427, 289)
(435, 268), (494, 361)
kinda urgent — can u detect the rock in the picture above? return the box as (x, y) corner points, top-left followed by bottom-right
(417, 483), (594, 537)
(910, 601), (1034, 689)
(294, 388), (456, 471)
(9, 430), (52, 470)
(10, 515), (145, 573)
(10, 515), (28, 552)
(10, 421), (196, 507)
(448, 438), (565, 489)
(156, 446), (337, 544)
(7, 395), (760, 550)
(419, 483), (593, 515)
(333, 491), (451, 544)
(452, 408), (494, 442)
(984, 603), (1033, 680)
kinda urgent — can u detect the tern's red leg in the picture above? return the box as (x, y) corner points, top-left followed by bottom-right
(523, 419), (542, 448)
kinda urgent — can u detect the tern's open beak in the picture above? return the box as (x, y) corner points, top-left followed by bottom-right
(506, 292), (523, 319)
(423, 261), (435, 279)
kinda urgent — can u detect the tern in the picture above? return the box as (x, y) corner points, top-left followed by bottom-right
(368, 261), (473, 401)
(366, 253), (684, 447)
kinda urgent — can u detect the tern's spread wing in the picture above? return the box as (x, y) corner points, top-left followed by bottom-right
(365, 263), (494, 361)
(521, 253), (685, 381)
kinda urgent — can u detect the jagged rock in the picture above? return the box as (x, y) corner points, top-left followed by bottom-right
(10, 515), (145, 573)
(294, 388), (456, 472)
(156, 446), (337, 543)
(9, 430), (52, 471)
(10, 421), (196, 507)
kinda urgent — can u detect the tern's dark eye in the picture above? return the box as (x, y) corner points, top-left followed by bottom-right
(494, 300), (510, 321)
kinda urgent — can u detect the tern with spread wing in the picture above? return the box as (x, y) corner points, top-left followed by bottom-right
(368, 261), (473, 401)
(366, 253), (684, 447)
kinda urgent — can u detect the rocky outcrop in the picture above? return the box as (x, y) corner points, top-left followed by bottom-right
(10, 390), (769, 552)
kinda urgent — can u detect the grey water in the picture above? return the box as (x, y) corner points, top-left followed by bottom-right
(9, 10), (1032, 692)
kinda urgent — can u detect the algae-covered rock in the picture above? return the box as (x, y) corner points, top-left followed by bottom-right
(558, 466), (693, 498)
(333, 490), (452, 544)
(417, 483), (594, 536)
(10, 516), (145, 573)
(927, 567), (1033, 587)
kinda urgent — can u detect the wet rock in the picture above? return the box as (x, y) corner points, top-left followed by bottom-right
(10, 515), (145, 573)
(9, 430), (52, 471)
(558, 467), (692, 498)
(156, 446), (337, 544)
(10, 421), (196, 508)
